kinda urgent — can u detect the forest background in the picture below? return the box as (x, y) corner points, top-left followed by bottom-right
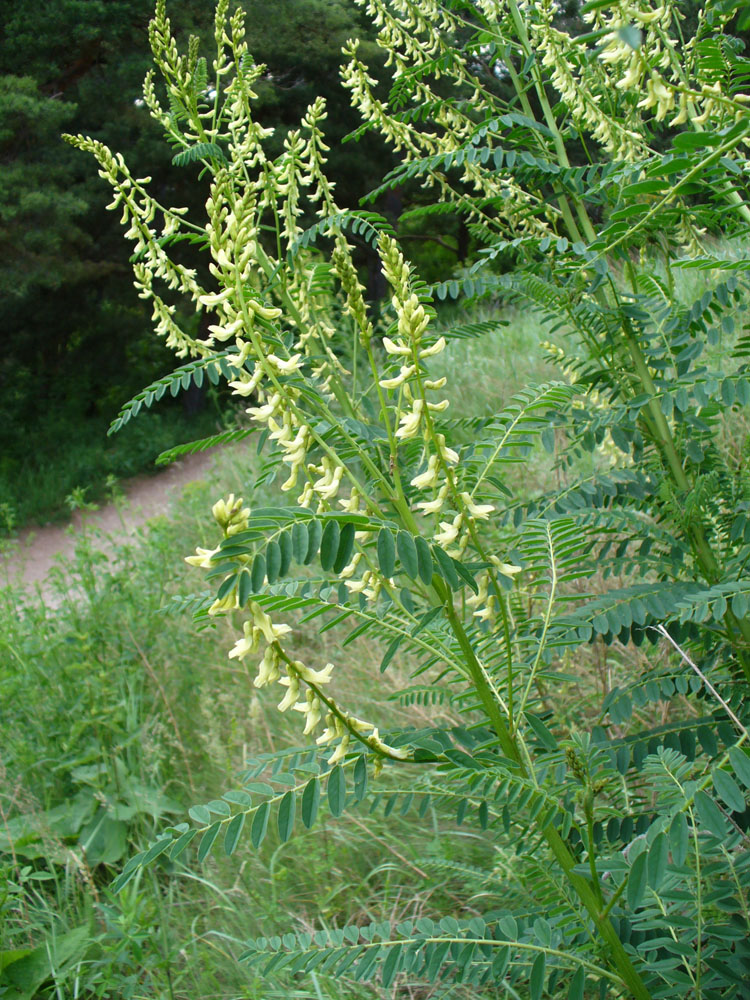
(0, 0), (404, 529)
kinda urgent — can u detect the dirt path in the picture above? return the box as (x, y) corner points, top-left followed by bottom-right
(1, 451), (217, 591)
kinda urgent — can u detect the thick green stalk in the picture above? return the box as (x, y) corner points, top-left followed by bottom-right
(441, 597), (653, 1000)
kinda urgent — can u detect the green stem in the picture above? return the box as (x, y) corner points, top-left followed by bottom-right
(505, 0), (596, 245)
(442, 594), (652, 999)
(584, 796), (604, 906)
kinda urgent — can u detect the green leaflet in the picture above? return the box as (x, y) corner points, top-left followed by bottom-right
(197, 822), (221, 862)
(567, 967), (585, 1000)
(265, 540), (282, 583)
(278, 531), (293, 576)
(529, 951), (546, 1000)
(291, 521), (308, 563)
(140, 836), (174, 868)
(712, 768), (746, 814)
(165, 829), (196, 865)
(251, 802), (270, 848)
(224, 812), (245, 856)
(327, 766), (346, 818)
(238, 569), (252, 607)
(304, 520), (322, 564)
(277, 791), (296, 842)
(333, 522), (355, 574)
(669, 812), (688, 867)
(353, 756), (368, 802)
(524, 713), (557, 751)
(694, 791), (727, 839)
(301, 777), (321, 829)
(380, 944), (402, 988)
(728, 747), (750, 790)
(647, 832), (669, 890)
(414, 535), (434, 584)
(189, 804), (210, 825)
(251, 553), (266, 592)
(627, 850), (648, 910)
(396, 531), (418, 579)
(432, 545), (459, 590)
(377, 528), (396, 578)
(319, 519), (340, 572)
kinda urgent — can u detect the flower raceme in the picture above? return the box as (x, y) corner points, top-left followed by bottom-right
(73, 0), (518, 770)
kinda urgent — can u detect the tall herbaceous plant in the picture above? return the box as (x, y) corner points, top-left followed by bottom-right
(67, 0), (750, 996)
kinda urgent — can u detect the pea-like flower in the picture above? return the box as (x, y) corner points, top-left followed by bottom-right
(184, 546), (220, 568)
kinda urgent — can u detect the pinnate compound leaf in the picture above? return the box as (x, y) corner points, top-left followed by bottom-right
(172, 141), (227, 166)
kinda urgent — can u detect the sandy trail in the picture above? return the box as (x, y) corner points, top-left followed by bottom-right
(1, 451), (216, 592)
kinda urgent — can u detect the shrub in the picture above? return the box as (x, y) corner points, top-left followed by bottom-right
(67, 1), (750, 996)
